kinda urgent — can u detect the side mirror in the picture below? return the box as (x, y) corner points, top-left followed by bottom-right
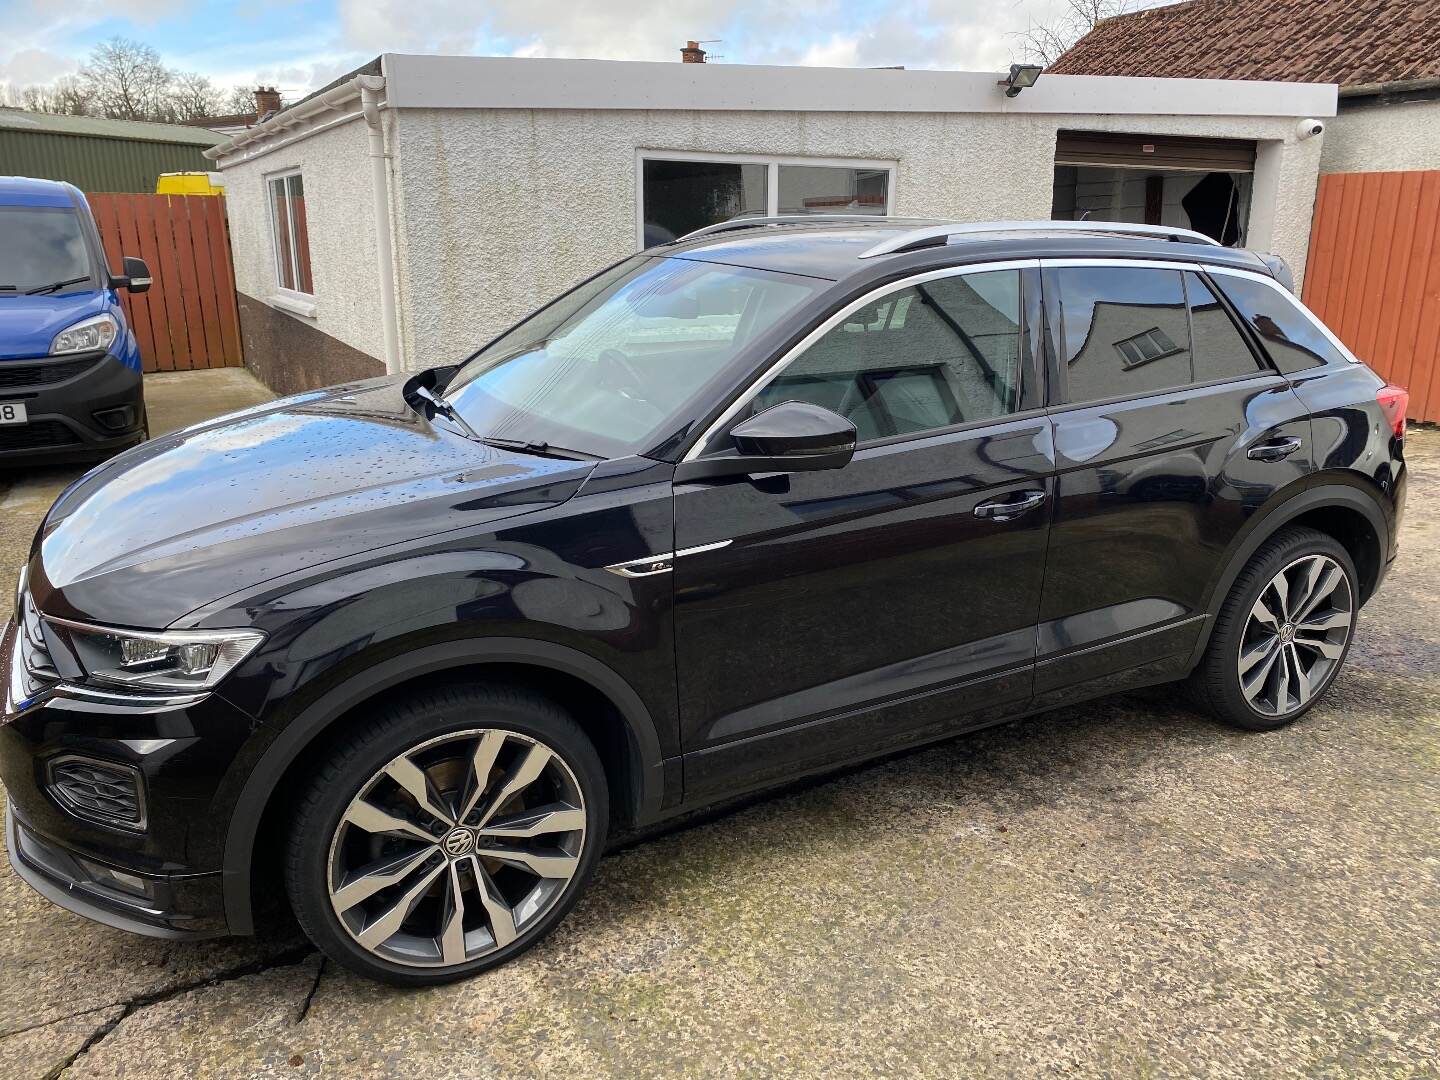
(114, 256), (152, 294)
(675, 401), (857, 481)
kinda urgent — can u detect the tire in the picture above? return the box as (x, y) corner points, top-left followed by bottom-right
(284, 683), (608, 987)
(1188, 526), (1358, 731)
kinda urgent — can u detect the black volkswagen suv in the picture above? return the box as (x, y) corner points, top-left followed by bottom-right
(2, 218), (1408, 985)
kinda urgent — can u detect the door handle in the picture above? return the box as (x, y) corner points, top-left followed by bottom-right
(1247, 435), (1303, 462)
(974, 489), (1047, 521)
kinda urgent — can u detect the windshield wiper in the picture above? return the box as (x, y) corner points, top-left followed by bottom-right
(25, 276), (90, 295)
(412, 383), (484, 441)
(409, 380), (599, 460)
(475, 436), (600, 461)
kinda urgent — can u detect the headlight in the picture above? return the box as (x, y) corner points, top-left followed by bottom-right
(49, 618), (265, 692)
(50, 313), (119, 356)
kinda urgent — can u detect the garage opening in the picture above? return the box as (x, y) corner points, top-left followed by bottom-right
(1051, 131), (1257, 246)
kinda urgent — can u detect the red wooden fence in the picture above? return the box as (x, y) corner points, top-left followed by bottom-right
(1302, 170), (1440, 423)
(86, 193), (244, 373)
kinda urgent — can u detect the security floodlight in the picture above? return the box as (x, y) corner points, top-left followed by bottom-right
(1001, 64), (1043, 97)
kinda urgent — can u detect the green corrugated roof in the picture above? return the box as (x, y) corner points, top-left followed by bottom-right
(0, 109), (224, 146)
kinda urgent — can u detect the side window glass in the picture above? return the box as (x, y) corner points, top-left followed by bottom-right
(1186, 272), (1263, 381)
(1057, 267), (1191, 404)
(752, 269), (1024, 441)
(1212, 274), (1344, 374)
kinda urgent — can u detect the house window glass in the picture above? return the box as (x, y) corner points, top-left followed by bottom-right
(268, 173), (313, 295)
(1057, 266), (1192, 404)
(642, 159), (767, 247)
(753, 269), (1024, 441)
(778, 165), (889, 216)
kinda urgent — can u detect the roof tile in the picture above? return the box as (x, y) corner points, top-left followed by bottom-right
(1050, 0), (1440, 87)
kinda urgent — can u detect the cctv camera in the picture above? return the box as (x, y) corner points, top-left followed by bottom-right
(1296, 118), (1325, 140)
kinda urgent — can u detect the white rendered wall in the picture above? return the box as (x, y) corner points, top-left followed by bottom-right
(390, 107), (1324, 368)
(1320, 99), (1440, 174)
(222, 117), (387, 362)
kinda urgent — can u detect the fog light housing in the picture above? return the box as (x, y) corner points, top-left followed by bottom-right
(46, 755), (146, 831)
(92, 405), (137, 432)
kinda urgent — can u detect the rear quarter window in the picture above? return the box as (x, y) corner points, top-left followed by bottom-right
(1211, 274), (1347, 374)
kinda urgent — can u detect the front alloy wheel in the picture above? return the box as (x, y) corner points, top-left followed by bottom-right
(286, 687), (607, 985)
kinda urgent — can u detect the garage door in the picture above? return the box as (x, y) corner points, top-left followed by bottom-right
(1055, 131), (1256, 174)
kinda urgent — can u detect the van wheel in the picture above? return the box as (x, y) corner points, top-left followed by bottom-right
(284, 684), (608, 987)
(1189, 527), (1357, 731)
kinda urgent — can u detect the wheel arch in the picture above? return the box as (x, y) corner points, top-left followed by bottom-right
(1186, 480), (1389, 669)
(220, 638), (669, 935)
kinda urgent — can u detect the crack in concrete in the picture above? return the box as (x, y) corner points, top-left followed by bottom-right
(295, 957), (325, 1025)
(0, 1006), (117, 1043)
(43, 945), (316, 1080)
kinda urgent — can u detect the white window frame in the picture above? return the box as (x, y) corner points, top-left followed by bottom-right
(634, 150), (899, 250)
(265, 167), (316, 316)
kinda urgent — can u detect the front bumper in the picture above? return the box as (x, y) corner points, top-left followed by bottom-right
(0, 351), (145, 464)
(7, 802), (225, 939)
(1, 617), (249, 939)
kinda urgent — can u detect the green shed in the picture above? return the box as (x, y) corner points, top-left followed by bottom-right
(0, 109), (225, 193)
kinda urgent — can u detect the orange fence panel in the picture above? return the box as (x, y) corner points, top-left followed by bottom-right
(85, 193), (244, 373)
(1303, 170), (1440, 423)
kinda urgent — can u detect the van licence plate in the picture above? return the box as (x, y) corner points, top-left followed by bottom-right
(0, 403), (27, 425)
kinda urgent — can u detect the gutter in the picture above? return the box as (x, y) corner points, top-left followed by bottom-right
(203, 75), (403, 377)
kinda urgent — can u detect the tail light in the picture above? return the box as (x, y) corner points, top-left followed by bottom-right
(1376, 383), (1408, 438)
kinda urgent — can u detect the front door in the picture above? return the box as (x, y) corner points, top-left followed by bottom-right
(671, 263), (1055, 801)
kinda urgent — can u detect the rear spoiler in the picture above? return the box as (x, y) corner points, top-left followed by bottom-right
(1257, 253), (1295, 293)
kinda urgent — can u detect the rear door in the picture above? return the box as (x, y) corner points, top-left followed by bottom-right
(1036, 259), (1314, 698)
(672, 262), (1054, 801)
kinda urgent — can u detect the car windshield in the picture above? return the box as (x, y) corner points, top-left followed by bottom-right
(444, 256), (826, 458)
(0, 206), (95, 295)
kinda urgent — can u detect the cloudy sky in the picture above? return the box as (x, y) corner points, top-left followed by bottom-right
(0, 0), (1131, 97)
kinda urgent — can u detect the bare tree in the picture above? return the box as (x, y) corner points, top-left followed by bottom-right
(1012, 0), (1137, 66)
(9, 75), (94, 115)
(5, 39), (270, 124)
(222, 84), (259, 115)
(80, 37), (173, 120)
(168, 72), (226, 120)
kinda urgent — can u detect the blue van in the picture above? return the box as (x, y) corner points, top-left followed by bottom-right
(0, 177), (150, 464)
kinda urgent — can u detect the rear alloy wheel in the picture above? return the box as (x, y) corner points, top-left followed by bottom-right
(1190, 526), (1358, 730)
(286, 688), (606, 985)
(1236, 553), (1353, 719)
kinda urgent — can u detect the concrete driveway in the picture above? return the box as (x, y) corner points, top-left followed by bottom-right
(1, 372), (1436, 1079)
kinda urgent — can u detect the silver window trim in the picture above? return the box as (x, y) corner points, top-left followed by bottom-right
(680, 258), (1041, 462)
(1044, 258), (1359, 365)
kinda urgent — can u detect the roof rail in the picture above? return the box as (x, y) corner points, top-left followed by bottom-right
(677, 214), (949, 242)
(856, 219), (1224, 259)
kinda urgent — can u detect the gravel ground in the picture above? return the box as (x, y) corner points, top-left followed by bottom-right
(0, 371), (1435, 1079)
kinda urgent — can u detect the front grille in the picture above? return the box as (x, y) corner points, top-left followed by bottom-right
(0, 420), (78, 450)
(0, 355), (101, 390)
(47, 755), (146, 830)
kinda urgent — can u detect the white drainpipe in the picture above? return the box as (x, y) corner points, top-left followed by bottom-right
(205, 73), (403, 376)
(357, 75), (402, 376)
